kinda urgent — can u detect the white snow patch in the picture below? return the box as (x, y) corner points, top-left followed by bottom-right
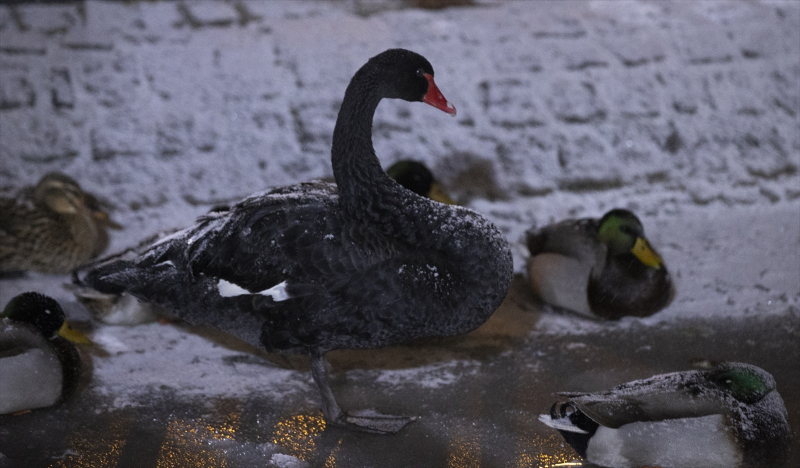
(369, 360), (481, 389)
(90, 323), (302, 409)
(269, 453), (310, 468)
(566, 342), (587, 350)
(92, 327), (130, 354)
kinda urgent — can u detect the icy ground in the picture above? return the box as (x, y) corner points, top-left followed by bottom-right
(0, 1), (798, 467)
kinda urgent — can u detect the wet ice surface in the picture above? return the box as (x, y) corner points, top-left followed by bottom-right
(0, 304), (798, 467)
(1, 0), (799, 467)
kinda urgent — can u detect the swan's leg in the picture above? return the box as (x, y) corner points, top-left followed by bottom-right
(309, 350), (344, 421)
(309, 350), (414, 435)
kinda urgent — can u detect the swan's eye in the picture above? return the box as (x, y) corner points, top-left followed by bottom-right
(416, 68), (425, 77)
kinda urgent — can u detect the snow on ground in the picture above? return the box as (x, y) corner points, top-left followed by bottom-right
(0, 1), (798, 465)
(89, 323), (304, 410)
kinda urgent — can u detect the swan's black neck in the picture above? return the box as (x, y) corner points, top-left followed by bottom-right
(332, 64), (437, 243)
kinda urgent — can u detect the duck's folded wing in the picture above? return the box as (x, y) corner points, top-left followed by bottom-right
(525, 218), (602, 262)
(560, 370), (731, 428)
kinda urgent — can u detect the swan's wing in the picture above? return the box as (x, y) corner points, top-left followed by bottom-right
(81, 181), (339, 291)
(560, 370), (731, 428)
(180, 182), (339, 289)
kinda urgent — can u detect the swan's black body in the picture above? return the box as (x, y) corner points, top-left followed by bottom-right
(79, 49), (513, 433)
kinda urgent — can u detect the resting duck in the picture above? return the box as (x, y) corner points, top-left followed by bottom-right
(539, 362), (791, 468)
(525, 209), (673, 319)
(0, 172), (122, 275)
(77, 49), (513, 434)
(386, 160), (455, 205)
(0, 292), (91, 414)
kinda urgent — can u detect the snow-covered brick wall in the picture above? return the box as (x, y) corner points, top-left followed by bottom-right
(0, 0), (798, 263)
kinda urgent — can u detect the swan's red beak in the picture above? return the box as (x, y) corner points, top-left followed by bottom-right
(423, 73), (456, 116)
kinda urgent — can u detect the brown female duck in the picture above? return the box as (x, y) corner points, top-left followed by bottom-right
(0, 173), (121, 275)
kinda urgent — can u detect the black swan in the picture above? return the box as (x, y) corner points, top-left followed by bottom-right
(78, 49), (513, 434)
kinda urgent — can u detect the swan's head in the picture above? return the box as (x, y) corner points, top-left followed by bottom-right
(370, 49), (456, 116)
(597, 208), (664, 268)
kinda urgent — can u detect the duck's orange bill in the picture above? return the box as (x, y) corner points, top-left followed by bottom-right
(632, 237), (663, 269)
(423, 74), (456, 116)
(58, 321), (93, 345)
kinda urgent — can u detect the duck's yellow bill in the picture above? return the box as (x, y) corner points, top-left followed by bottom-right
(632, 237), (663, 269)
(58, 321), (93, 345)
(428, 183), (457, 205)
(92, 210), (124, 229)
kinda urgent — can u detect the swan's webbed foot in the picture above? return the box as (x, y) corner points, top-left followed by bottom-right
(309, 350), (415, 435)
(332, 411), (415, 435)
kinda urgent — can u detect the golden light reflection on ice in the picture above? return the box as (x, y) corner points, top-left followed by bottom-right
(509, 431), (584, 468)
(205, 399), (241, 440)
(156, 419), (228, 468)
(270, 412), (327, 461)
(447, 435), (481, 468)
(48, 414), (131, 468)
(155, 400), (242, 468)
(323, 438), (344, 468)
(515, 433), (585, 468)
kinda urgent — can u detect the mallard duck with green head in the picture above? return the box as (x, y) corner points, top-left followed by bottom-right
(525, 209), (673, 319)
(539, 362), (791, 468)
(0, 172), (122, 275)
(0, 292), (91, 414)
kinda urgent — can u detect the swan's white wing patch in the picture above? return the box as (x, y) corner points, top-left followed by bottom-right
(217, 279), (290, 302)
(217, 279), (251, 297)
(258, 281), (290, 301)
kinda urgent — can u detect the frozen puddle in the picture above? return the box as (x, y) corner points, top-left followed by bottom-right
(90, 323), (304, 408)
